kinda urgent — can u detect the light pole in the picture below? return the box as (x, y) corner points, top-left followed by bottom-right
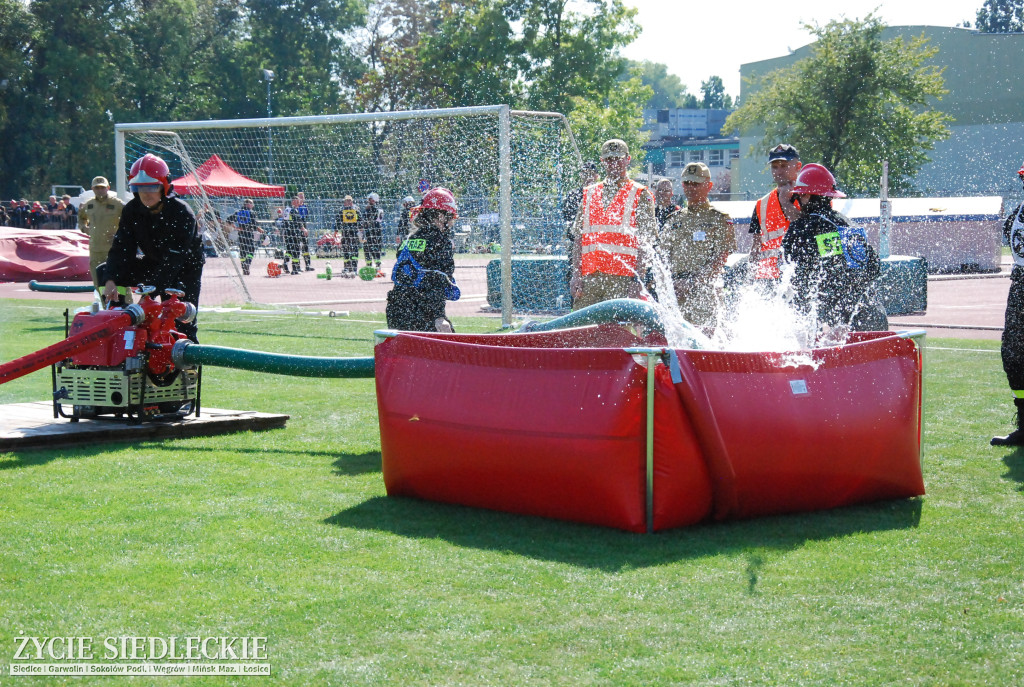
(263, 69), (275, 185)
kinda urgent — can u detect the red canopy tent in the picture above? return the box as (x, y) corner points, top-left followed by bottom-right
(170, 154), (285, 197)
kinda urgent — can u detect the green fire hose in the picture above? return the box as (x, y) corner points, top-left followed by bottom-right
(29, 280), (95, 293)
(172, 341), (375, 378)
(518, 298), (705, 349)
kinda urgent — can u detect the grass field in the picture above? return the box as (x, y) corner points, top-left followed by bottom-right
(1, 298), (1023, 685)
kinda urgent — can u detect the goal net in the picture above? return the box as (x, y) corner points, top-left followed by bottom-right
(115, 106), (582, 326)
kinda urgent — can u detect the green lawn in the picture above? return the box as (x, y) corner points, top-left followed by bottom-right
(1, 299), (1022, 685)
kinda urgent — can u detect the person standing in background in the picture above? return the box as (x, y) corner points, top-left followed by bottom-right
(749, 144), (802, 283)
(79, 176), (126, 291)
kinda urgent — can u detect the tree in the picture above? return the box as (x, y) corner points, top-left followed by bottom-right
(415, 0), (526, 108)
(0, 0), (126, 196)
(974, 0), (1024, 32)
(0, 0), (39, 197)
(0, 0), (368, 198)
(700, 76), (733, 109)
(567, 70), (652, 166)
(361, 0), (639, 112)
(723, 15), (951, 196)
(517, 0), (639, 114)
(350, 0), (442, 113)
(0, 0), (642, 197)
(627, 60), (697, 109)
(227, 0), (366, 117)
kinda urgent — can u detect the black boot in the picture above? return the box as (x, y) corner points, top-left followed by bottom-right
(992, 398), (1024, 446)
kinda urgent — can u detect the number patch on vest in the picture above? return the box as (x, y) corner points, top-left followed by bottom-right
(403, 238), (427, 252)
(815, 231), (842, 257)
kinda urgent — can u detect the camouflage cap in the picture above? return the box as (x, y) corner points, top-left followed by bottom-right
(680, 162), (711, 183)
(91, 176), (109, 188)
(600, 139), (629, 159)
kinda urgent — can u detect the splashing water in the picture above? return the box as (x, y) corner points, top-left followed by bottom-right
(640, 240), (849, 367)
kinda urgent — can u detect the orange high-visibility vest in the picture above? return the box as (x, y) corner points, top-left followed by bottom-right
(580, 180), (645, 278)
(752, 189), (794, 279)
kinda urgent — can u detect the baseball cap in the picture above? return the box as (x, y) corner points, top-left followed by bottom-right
(680, 162), (711, 183)
(600, 139), (629, 159)
(768, 144), (800, 162)
(91, 176), (109, 188)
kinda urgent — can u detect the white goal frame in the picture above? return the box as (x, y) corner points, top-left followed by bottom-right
(114, 105), (581, 327)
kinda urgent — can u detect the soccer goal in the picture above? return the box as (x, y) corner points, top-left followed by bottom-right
(114, 106), (582, 326)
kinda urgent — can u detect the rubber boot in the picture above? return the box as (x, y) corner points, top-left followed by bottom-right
(992, 397), (1024, 446)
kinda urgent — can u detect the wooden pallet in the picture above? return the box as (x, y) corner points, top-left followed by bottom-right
(0, 401), (289, 452)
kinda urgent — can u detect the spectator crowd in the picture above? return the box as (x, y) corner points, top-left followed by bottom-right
(2, 195), (78, 229)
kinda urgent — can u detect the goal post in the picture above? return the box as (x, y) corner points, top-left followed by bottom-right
(114, 105), (582, 326)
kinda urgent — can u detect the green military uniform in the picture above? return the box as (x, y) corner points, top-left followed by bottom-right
(661, 201), (736, 330)
(79, 192), (125, 289)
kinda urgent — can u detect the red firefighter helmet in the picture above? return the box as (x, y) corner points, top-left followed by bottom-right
(791, 163), (846, 198)
(417, 187), (458, 219)
(267, 261), (282, 277)
(129, 153), (171, 195)
(1018, 160), (1024, 177)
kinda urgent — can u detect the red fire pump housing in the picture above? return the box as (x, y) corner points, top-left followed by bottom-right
(48, 288), (202, 422)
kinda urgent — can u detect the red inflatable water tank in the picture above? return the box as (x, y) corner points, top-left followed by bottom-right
(373, 327), (924, 532)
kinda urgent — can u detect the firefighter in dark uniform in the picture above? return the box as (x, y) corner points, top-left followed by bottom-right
(280, 207), (304, 275)
(780, 163), (885, 332)
(102, 154), (205, 342)
(361, 192), (385, 277)
(993, 161), (1024, 446)
(386, 187), (459, 332)
(227, 198), (261, 276)
(292, 192), (314, 271)
(335, 195), (361, 277)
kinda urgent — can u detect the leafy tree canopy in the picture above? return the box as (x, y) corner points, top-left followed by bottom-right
(0, 0), (642, 198)
(973, 0), (1024, 32)
(568, 69), (652, 167)
(625, 60), (697, 110)
(723, 14), (951, 196)
(700, 76), (733, 109)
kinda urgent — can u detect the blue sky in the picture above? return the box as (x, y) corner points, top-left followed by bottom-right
(622, 1), (977, 100)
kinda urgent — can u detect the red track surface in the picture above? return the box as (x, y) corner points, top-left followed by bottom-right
(1, 255), (1013, 340)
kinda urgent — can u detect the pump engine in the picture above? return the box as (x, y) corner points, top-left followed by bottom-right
(0, 286), (201, 423)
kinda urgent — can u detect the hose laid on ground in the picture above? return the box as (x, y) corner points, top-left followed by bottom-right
(28, 280), (95, 293)
(172, 341), (375, 378)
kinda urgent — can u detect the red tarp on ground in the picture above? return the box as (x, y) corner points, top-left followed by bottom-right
(0, 227), (91, 282)
(170, 154), (286, 198)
